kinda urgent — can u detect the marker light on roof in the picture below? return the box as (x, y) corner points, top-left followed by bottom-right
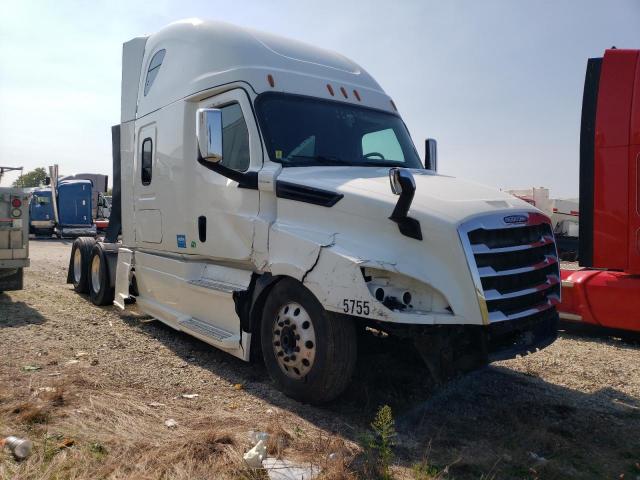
(353, 90), (361, 101)
(390, 99), (397, 111)
(340, 87), (348, 99)
(267, 74), (275, 87)
(326, 84), (335, 96)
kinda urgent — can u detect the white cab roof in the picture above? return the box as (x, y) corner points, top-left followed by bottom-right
(130, 19), (395, 119)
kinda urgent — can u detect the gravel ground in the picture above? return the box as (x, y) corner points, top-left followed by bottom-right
(0, 240), (639, 479)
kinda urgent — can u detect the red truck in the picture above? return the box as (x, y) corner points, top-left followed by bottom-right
(558, 48), (640, 333)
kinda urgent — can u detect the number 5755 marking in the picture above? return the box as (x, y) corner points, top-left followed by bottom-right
(342, 299), (370, 315)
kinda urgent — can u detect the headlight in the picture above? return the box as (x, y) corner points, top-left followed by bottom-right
(361, 267), (452, 314)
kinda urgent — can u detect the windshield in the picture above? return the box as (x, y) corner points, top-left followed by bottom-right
(255, 93), (423, 168)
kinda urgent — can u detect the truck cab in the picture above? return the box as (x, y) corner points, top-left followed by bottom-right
(69, 19), (560, 403)
(56, 179), (96, 237)
(29, 188), (55, 236)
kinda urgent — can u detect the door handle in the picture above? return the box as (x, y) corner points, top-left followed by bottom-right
(198, 216), (206, 242)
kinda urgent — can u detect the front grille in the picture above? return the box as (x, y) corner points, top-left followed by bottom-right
(459, 214), (560, 323)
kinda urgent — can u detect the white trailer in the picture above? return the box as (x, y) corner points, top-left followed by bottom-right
(0, 188), (30, 291)
(67, 19), (560, 403)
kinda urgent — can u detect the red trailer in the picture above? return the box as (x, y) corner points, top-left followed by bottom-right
(558, 48), (640, 332)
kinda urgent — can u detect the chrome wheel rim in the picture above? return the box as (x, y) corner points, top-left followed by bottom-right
(91, 254), (101, 293)
(272, 302), (316, 379)
(73, 248), (82, 283)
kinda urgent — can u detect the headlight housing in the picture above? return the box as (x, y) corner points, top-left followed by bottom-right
(361, 267), (452, 314)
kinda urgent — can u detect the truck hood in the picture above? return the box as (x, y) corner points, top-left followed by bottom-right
(277, 166), (535, 225)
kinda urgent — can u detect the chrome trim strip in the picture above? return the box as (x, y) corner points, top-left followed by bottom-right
(484, 275), (560, 301)
(472, 235), (555, 254)
(477, 256), (558, 278)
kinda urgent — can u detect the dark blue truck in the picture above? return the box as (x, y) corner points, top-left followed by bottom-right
(29, 180), (96, 237)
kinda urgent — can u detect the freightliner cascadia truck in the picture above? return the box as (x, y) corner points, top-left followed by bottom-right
(68, 19), (560, 403)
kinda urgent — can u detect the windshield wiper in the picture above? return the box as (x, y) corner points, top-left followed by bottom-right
(288, 155), (353, 166)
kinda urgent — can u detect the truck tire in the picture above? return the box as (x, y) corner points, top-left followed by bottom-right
(89, 245), (115, 306)
(260, 278), (357, 404)
(69, 237), (95, 294)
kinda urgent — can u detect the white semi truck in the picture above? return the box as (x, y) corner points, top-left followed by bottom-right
(0, 188), (30, 291)
(68, 19), (560, 403)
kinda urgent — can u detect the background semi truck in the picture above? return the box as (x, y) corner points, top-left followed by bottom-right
(30, 166), (97, 238)
(507, 187), (579, 260)
(558, 48), (640, 333)
(67, 19), (560, 403)
(0, 188), (30, 291)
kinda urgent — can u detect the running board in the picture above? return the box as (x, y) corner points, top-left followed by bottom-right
(188, 278), (246, 293)
(179, 316), (240, 346)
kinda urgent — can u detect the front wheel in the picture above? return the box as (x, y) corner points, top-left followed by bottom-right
(260, 278), (357, 404)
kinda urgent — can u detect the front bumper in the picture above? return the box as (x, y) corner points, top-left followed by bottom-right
(486, 308), (558, 362)
(386, 307), (558, 380)
(58, 225), (97, 237)
(31, 220), (55, 228)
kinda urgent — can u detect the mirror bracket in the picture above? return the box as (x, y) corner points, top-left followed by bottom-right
(388, 168), (423, 240)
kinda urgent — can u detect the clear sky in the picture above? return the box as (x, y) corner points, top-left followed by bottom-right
(1, 0), (638, 196)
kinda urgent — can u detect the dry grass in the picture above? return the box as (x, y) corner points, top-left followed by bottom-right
(2, 242), (639, 480)
(0, 373), (362, 480)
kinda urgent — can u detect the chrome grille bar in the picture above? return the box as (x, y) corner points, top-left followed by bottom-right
(483, 275), (560, 301)
(471, 235), (555, 254)
(477, 255), (558, 278)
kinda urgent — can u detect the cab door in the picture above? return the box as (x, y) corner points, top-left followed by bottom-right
(133, 123), (162, 244)
(190, 89), (262, 263)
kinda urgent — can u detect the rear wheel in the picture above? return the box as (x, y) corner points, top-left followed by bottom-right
(260, 278), (357, 404)
(69, 237), (95, 293)
(89, 245), (115, 306)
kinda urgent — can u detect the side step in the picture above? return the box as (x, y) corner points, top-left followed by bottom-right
(179, 317), (240, 346)
(188, 278), (246, 293)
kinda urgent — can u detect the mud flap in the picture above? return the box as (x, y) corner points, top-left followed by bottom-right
(0, 268), (23, 292)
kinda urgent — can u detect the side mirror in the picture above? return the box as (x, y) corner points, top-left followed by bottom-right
(44, 177), (51, 186)
(425, 138), (437, 171)
(196, 108), (223, 163)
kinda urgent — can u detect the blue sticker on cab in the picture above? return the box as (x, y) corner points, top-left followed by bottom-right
(177, 235), (186, 248)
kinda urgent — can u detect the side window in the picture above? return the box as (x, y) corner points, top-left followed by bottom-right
(144, 49), (166, 96)
(220, 103), (250, 172)
(362, 128), (404, 162)
(141, 138), (153, 185)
